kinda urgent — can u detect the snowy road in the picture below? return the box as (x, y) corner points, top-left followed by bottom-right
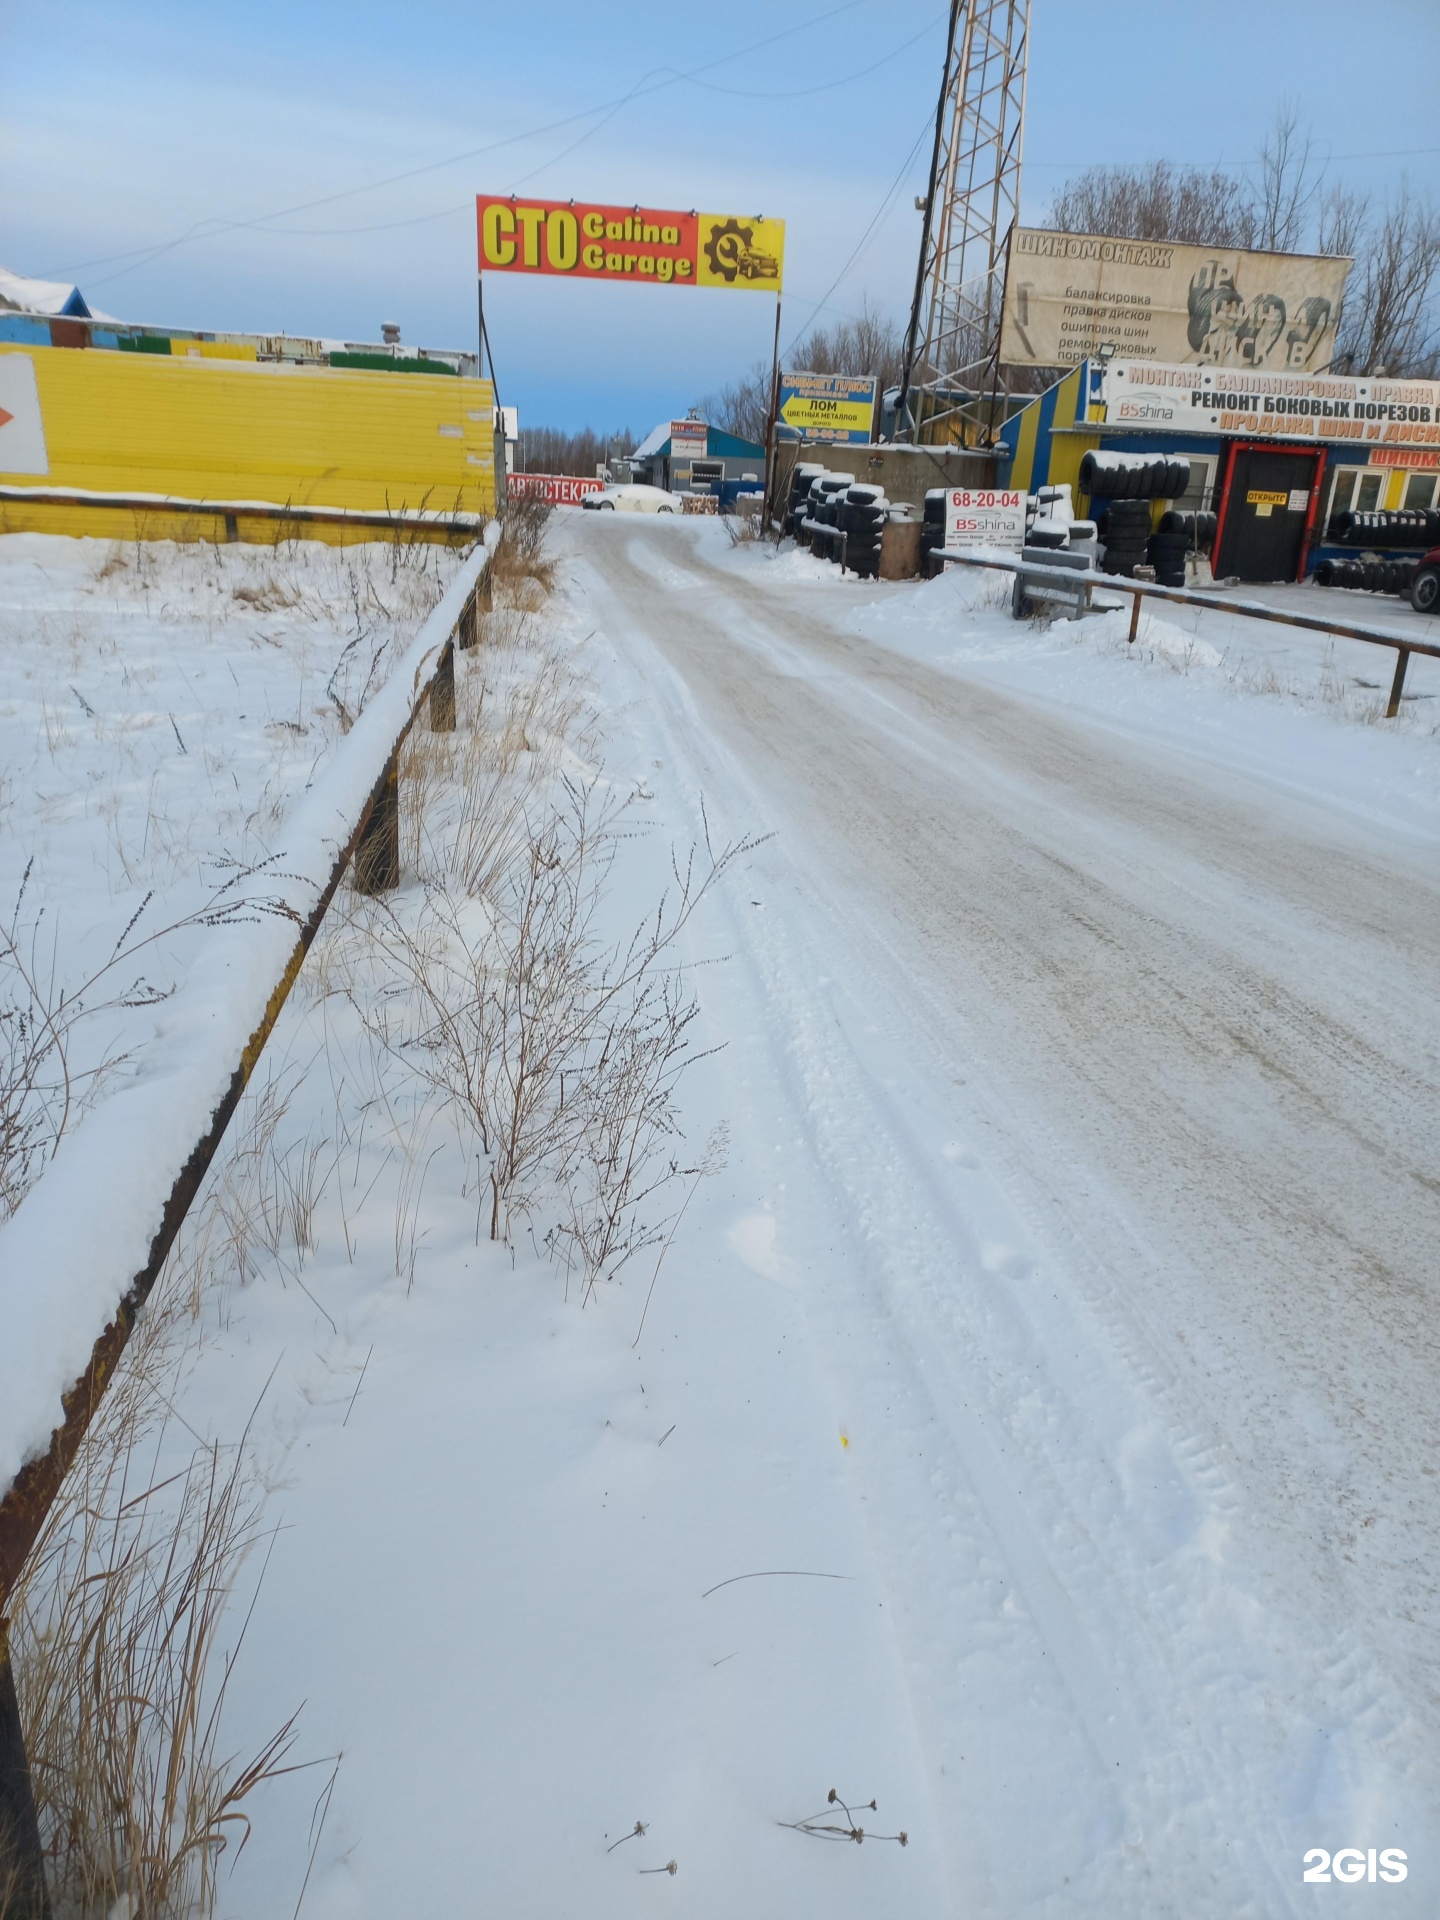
(567, 513), (1440, 1911)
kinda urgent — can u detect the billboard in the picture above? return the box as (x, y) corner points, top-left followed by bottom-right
(1103, 362), (1440, 449)
(943, 488), (1027, 550)
(476, 197), (784, 292)
(1000, 228), (1350, 372)
(777, 371), (877, 443)
(670, 419), (708, 459)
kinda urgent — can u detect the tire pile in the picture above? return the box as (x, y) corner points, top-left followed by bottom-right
(1146, 509), (1217, 587)
(1096, 500), (1153, 578)
(1079, 451), (1190, 501)
(839, 484), (888, 578)
(922, 489), (947, 570)
(783, 463), (827, 537)
(1328, 507), (1440, 549)
(793, 473), (896, 577)
(1314, 556), (1419, 597)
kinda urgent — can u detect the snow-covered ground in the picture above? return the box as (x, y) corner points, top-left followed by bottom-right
(2, 520), (1437, 1916)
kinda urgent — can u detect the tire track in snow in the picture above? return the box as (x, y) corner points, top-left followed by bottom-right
(563, 517), (1440, 1912)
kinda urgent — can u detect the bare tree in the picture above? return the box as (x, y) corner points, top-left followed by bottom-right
(1254, 100), (1320, 253)
(700, 298), (903, 442)
(1334, 182), (1440, 376)
(1318, 184), (1370, 266)
(1047, 159), (1258, 249)
(1045, 105), (1440, 378)
(514, 425), (636, 476)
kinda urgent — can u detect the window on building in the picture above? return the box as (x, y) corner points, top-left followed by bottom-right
(1354, 470), (1384, 513)
(1402, 471), (1437, 511)
(689, 461), (724, 490)
(1324, 467), (1358, 532)
(1173, 455), (1214, 511)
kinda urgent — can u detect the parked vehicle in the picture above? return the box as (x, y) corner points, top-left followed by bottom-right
(581, 484), (678, 514)
(1410, 548), (1440, 614)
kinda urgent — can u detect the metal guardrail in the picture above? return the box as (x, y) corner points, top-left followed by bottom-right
(0, 484), (484, 542)
(0, 537), (494, 1918)
(939, 548), (1440, 717)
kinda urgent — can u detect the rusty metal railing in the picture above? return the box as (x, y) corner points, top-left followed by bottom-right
(0, 536), (495, 1918)
(939, 548), (1440, 717)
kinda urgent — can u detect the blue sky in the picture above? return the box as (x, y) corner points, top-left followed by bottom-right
(4, 0), (1439, 433)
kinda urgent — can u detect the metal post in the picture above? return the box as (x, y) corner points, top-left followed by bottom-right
(428, 638), (456, 732)
(1128, 589), (1142, 643)
(352, 758), (400, 894)
(0, 1634), (50, 1920)
(1386, 646), (1410, 717)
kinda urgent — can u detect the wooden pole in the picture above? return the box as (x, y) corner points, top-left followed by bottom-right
(352, 758), (400, 894)
(428, 637), (456, 731)
(762, 295), (784, 531)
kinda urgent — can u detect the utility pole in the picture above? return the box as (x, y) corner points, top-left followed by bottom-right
(896, 0), (1029, 446)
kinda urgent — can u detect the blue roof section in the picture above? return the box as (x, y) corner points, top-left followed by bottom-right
(707, 425), (765, 457)
(633, 420), (766, 459)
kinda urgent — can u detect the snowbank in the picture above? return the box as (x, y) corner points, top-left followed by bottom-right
(0, 545), (489, 1497)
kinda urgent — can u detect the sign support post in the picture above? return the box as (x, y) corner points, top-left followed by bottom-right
(763, 294), (783, 530)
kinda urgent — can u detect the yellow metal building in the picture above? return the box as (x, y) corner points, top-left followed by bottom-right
(0, 343), (496, 545)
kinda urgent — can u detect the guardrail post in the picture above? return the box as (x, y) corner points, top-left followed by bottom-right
(1386, 646), (1410, 718)
(0, 1636), (51, 1920)
(1128, 589), (1142, 644)
(429, 637), (456, 732)
(352, 758), (400, 893)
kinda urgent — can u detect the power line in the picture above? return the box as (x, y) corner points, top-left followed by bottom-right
(781, 109), (937, 359)
(44, 0), (887, 287)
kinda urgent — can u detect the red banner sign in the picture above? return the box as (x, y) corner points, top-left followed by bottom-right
(507, 473), (605, 505)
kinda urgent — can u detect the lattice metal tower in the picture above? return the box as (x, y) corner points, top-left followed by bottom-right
(896, 0), (1029, 445)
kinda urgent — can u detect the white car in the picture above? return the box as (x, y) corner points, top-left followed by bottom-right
(581, 483), (679, 514)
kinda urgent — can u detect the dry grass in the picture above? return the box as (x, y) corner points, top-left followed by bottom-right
(6, 1239), (306, 1920)
(488, 496), (556, 604)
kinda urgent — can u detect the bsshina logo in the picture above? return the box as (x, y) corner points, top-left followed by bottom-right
(701, 219), (780, 284)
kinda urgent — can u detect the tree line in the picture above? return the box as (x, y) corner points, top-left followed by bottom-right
(695, 106), (1438, 444)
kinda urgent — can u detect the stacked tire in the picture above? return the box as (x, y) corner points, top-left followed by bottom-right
(1145, 509), (1216, 586)
(922, 488), (948, 573)
(1158, 509), (1216, 549)
(802, 476), (852, 556)
(1329, 507), (1440, 549)
(1101, 500), (1152, 577)
(1079, 452), (1190, 501)
(840, 484), (888, 577)
(785, 464), (826, 538)
(1313, 555), (1418, 596)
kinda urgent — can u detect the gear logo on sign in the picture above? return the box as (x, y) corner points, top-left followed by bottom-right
(701, 218), (780, 285)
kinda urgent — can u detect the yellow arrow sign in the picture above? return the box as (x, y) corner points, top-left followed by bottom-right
(779, 392), (875, 436)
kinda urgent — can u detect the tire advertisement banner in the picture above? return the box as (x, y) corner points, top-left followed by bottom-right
(944, 489), (1027, 550)
(1000, 228), (1349, 372)
(476, 197), (784, 292)
(1103, 362), (1440, 449)
(777, 372), (878, 443)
